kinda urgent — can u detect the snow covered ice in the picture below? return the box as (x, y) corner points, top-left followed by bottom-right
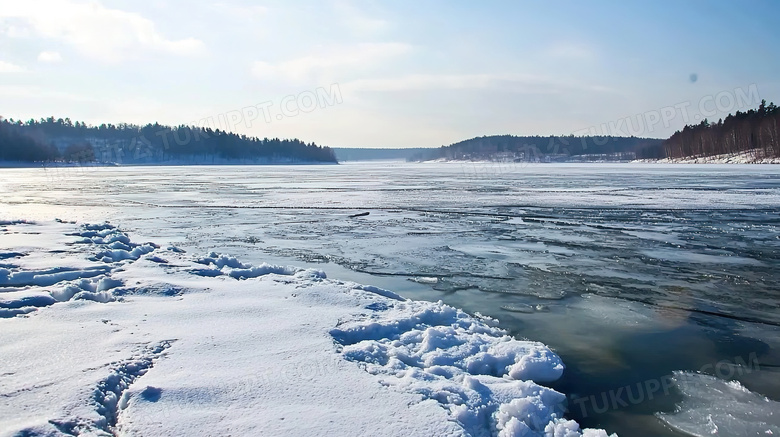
(0, 219), (614, 437)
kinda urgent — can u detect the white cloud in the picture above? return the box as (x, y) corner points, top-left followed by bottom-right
(252, 42), (412, 84)
(547, 42), (595, 60)
(210, 2), (267, 21)
(337, 69), (622, 101)
(0, 84), (95, 101)
(37, 51), (62, 63)
(333, 1), (389, 36)
(0, 60), (25, 73)
(0, 0), (205, 62)
(2, 24), (32, 38)
(343, 73), (562, 93)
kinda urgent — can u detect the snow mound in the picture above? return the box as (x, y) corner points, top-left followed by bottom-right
(0, 292), (57, 318)
(0, 265), (111, 287)
(73, 223), (159, 263)
(657, 371), (780, 436)
(49, 277), (123, 303)
(353, 283), (405, 301)
(192, 251), (324, 280)
(331, 298), (611, 436)
(0, 222), (170, 317)
(196, 252), (250, 269)
(0, 219), (33, 226)
(81, 222), (116, 231)
(94, 245), (157, 263)
(0, 251), (26, 260)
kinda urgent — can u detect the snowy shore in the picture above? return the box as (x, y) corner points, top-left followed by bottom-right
(0, 220), (613, 437)
(632, 149), (780, 164)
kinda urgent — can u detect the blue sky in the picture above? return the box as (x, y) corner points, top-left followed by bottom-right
(1, 0), (778, 147)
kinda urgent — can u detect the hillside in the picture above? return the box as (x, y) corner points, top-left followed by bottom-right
(659, 100), (779, 160)
(411, 135), (663, 162)
(0, 117), (337, 164)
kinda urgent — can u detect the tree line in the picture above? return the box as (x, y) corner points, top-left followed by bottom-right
(0, 117), (337, 164)
(635, 100), (780, 159)
(0, 119), (60, 162)
(411, 135), (662, 161)
(660, 100), (779, 159)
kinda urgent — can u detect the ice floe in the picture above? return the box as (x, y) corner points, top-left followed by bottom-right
(657, 371), (780, 437)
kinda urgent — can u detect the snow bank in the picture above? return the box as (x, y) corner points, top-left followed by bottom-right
(657, 371), (780, 436)
(0, 220), (614, 437)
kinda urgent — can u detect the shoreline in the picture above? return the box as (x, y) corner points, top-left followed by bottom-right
(632, 149), (780, 164)
(0, 160), (340, 169)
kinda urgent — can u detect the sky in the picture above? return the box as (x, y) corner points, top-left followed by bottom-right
(1, 0), (779, 148)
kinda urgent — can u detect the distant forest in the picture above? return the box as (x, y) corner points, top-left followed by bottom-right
(410, 135), (662, 162)
(0, 117), (337, 164)
(648, 100), (779, 159)
(4, 102), (778, 165)
(408, 101), (780, 162)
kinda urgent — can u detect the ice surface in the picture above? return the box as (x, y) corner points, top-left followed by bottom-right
(2, 162), (779, 437)
(0, 220), (613, 437)
(657, 371), (780, 436)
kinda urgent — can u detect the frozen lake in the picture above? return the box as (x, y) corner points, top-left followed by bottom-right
(2, 161), (780, 436)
